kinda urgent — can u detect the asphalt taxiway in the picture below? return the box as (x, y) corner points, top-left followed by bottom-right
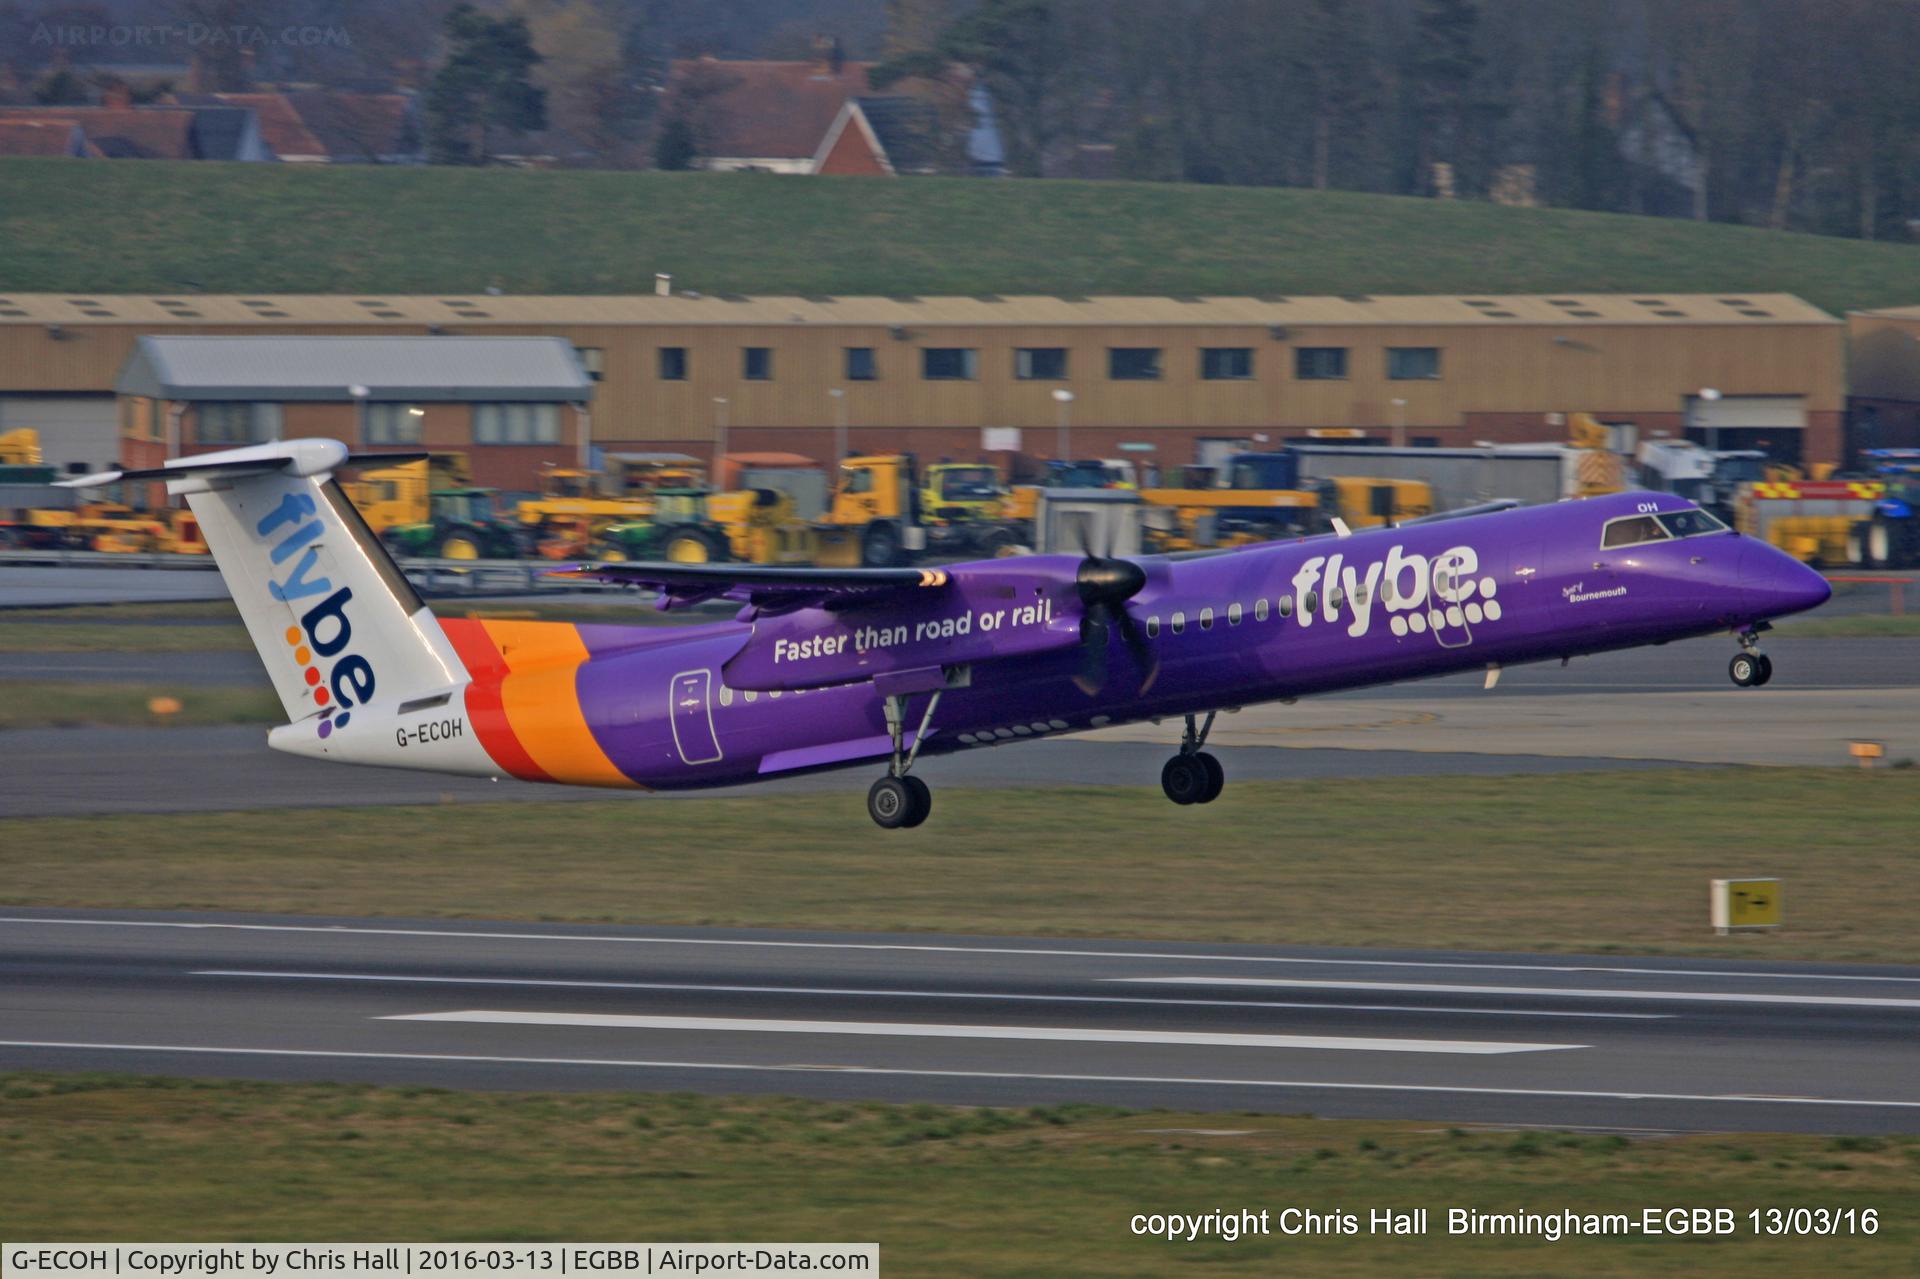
(3, 908), (1916, 1134)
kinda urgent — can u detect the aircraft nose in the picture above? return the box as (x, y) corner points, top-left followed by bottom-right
(1743, 545), (1832, 619)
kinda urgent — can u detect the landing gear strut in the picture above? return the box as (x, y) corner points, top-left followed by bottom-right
(1160, 711), (1225, 806)
(868, 691), (941, 829)
(1729, 629), (1774, 688)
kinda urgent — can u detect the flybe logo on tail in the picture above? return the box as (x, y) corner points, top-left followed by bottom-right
(256, 491), (375, 738)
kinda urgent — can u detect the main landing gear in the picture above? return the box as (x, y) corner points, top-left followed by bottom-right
(1728, 629), (1774, 688)
(1160, 711), (1225, 806)
(868, 690), (942, 829)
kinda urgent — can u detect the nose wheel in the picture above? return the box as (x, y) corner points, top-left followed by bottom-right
(1729, 630), (1774, 688)
(869, 690), (940, 829)
(1160, 712), (1226, 805)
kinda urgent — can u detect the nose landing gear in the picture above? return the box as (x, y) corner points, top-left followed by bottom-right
(1729, 630), (1774, 688)
(1160, 711), (1225, 805)
(868, 690), (940, 829)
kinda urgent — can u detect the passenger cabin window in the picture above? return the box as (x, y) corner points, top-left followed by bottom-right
(1255, 598), (1269, 621)
(1601, 515), (1673, 548)
(1657, 509), (1729, 538)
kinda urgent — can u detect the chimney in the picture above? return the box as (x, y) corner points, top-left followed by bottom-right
(187, 51), (207, 94)
(655, 273), (672, 297)
(238, 48), (256, 91)
(811, 34), (845, 78)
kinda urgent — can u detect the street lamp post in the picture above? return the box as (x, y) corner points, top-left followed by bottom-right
(1390, 397), (1408, 450)
(349, 384), (369, 449)
(1052, 388), (1074, 461)
(712, 396), (729, 478)
(1696, 386), (1722, 452)
(829, 387), (847, 462)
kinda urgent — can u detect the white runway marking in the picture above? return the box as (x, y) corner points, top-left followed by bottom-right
(1112, 977), (1920, 1009)
(10, 916), (1919, 985)
(382, 1010), (1583, 1055)
(193, 970), (1667, 1020)
(0, 1039), (1915, 1110)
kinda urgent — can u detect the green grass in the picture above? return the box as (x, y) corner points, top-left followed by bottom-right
(4, 769), (1917, 962)
(0, 621), (257, 652)
(4, 160), (1919, 311)
(4, 1073), (1913, 1275)
(0, 680), (279, 728)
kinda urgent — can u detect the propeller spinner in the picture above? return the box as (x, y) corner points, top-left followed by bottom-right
(1072, 552), (1158, 696)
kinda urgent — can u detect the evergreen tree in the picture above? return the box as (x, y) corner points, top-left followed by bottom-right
(654, 113), (696, 171)
(425, 4), (548, 165)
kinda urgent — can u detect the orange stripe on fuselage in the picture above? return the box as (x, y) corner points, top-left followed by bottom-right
(477, 619), (637, 789)
(440, 618), (553, 783)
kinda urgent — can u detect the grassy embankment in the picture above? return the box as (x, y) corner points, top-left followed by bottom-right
(3, 769), (1916, 962)
(4, 159), (1920, 311)
(4, 1073), (1914, 1276)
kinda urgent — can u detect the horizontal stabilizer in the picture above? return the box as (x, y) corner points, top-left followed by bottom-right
(59, 439), (355, 490)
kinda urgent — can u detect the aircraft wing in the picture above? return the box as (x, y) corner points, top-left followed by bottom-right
(547, 562), (954, 611)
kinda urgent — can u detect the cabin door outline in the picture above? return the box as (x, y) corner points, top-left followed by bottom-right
(669, 669), (724, 766)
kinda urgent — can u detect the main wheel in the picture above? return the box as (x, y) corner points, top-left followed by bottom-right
(867, 776), (915, 829)
(899, 775), (932, 828)
(1194, 751), (1225, 804)
(1754, 653), (1774, 686)
(1729, 652), (1762, 687)
(1160, 754), (1210, 805)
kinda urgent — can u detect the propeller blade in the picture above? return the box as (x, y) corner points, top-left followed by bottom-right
(1115, 610), (1161, 695)
(1072, 608), (1111, 695)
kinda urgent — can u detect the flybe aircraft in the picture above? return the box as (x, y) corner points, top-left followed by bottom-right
(68, 439), (1830, 828)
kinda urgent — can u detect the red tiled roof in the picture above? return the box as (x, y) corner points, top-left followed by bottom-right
(0, 107), (193, 158)
(0, 119), (84, 157)
(665, 57), (873, 160)
(281, 91), (415, 159)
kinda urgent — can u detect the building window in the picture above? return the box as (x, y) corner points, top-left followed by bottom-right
(195, 402), (280, 444)
(658, 347), (688, 381)
(1387, 346), (1441, 380)
(575, 346), (605, 382)
(1108, 347), (1162, 380)
(1295, 347), (1348, 380)
(474, 403), (561, 445)
(1201, 347), (1253, 380)
(922, 348), (977, 380)
(1015, 347), (1068, 380)
(148, 398), (164, 440)
(846, 347), (877, 381)
(364, 403), (424, 445)
(743, 347), (773, 380)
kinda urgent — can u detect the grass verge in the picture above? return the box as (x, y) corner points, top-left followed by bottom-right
(4, 1073), (1913, 1275)
(3, 769), (1916, 962)
(0, 681), (280, 728)
(5, 159), (1919, 312)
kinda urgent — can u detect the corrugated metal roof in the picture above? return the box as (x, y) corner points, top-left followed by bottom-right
(1852, 304), (1920, 320)
(4, 293), (1837, 328)
(116, 336), (593, 401)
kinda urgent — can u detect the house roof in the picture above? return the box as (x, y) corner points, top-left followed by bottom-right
(666, 56), (872, 159)
(0, 107), (194, 158)
(0, 119), (86, 157)
(115, 336), (595, 402)
(0, 293), (1839, 330)
(176, 92), (325, 158)
(282, 91), (416, 159)
(183, 106), (255, 162)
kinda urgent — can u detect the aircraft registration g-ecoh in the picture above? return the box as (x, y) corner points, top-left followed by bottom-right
(68, 439), (1831, 828)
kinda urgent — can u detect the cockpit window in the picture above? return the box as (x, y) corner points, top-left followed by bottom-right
(1600, 515), (1671, 548)
(1656, 508), (1728, 538)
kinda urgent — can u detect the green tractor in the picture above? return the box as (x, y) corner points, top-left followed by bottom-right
(590, 488), (734, 563)
(381, 487), (528, 560)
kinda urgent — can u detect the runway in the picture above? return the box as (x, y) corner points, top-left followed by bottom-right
(3, 908), (1917, 1134)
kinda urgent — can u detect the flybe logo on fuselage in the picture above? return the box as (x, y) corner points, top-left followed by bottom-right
(255, 490), (375, 738)
(1288, 542), (1503, 638)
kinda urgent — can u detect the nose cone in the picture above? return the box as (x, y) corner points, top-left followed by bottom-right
(1745, 548), (1832, 620)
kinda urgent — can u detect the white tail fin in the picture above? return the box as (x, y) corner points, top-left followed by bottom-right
(86, 440), (468, 733)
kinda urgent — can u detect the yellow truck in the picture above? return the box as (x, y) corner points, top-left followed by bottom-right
(514, 453), (707, 533)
